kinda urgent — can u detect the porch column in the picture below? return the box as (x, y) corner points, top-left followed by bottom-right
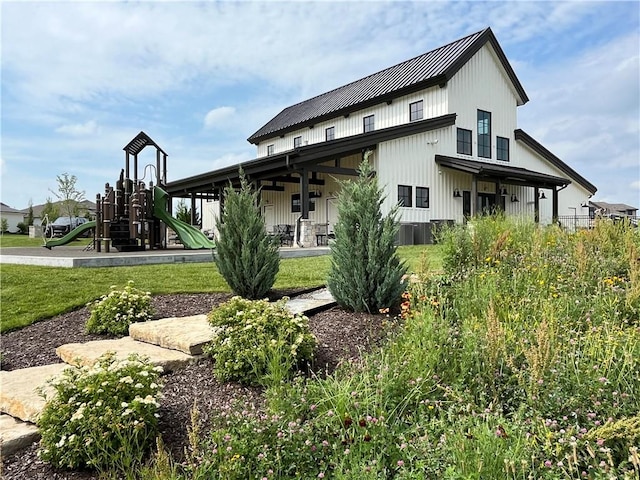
(300, 167), (309, 219)
(190, 193), (196, 226)
(471, 177), (478, 217)
(495, 180), (502, 212)
(534, 187), (540, 223)
(552, 188), (559, 224)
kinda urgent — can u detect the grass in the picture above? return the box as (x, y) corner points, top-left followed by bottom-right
(0, 245), (441, 332)
(0, 234), (50, 248)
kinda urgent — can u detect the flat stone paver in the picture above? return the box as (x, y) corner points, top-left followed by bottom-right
(286, 288), (336, 315)
(56, 337), (199, 372)
(129, 315), (211, 355)
(0, 363), (71, 423)
(0, 414), (40, 458)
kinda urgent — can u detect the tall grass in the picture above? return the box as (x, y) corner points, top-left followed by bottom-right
(153, 217), (639, 479)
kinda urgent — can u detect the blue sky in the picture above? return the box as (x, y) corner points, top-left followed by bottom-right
(2, 1), (639, 210)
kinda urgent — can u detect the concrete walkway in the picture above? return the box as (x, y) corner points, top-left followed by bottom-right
(0, 245), (330, 268)
(0, 289), (336, 457)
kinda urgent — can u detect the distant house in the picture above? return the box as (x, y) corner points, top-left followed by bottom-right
(0, 203), (24, 233)
(19, 200), (96, 227)
(165, 27), (597, 246)
(588, 201), (638, 218)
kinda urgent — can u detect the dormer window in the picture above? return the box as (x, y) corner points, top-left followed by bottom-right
(294, 136), (302, 148)
(477, 110), (491, 158)
(497, 137), (509, 161)
(267, 144), (274, 156)
(410, 100), (423, 121)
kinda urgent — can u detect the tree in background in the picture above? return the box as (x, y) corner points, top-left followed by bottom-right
(50, 173), (85, 221)
(41, 197), (60, 223)
(26, 200), (34, 226)
(214, 169), (280, 299)
(327, 155), (407, 313)
(0, 218), (8, 234)
(175, 199), (201, 226)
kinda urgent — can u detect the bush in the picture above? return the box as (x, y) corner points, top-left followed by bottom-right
(38, 352), (163, 471)
(86, 281), (153, 335)
(214, 169), (280, 299)
(327, 157), (407, 313)
(203, 296), (315, 385)
(16, 222), (28, 234)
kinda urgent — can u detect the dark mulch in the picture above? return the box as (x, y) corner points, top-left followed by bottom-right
(1, 290), (388, 480)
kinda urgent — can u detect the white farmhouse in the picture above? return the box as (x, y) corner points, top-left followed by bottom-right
(166, 28), (596, 246)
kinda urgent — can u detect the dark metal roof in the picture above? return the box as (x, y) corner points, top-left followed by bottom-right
(435, 155), (571, 189)
(248, 27), (528, 144)
(166, 114), (456, 195)
(123, 131), (167, 156)
(514, 129), (597, 194)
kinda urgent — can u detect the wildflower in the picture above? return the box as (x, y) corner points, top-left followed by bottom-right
(397, 460), (405, 467)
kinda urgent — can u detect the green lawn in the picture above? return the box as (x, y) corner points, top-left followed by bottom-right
(0, 234), (50, 248)
(0, 245), (441, 332)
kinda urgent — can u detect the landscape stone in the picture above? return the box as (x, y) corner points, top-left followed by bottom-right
(56, 337), (198, 372)
(0, 414), (40, 458)
(129, 314), (212, 355)
(0, 363), (71, 423)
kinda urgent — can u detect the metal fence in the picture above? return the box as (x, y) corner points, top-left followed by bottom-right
(556, 215), (639, 233)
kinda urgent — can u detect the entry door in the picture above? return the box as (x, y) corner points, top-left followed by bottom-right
(326, 197), (339, 234)
(263, 205), (275, 233)
(477, 193), (505, 215)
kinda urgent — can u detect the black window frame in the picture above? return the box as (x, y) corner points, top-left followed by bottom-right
(398, 185), (412, 207)
(291, 193), (316, 213)
(267, 144), (275, 156)
(409, 100), (424, 121)
(416, 186), (429, 208)
(325, 126), (335, 141)
(293, 136), (302, 148)
(457, 128), (472, 155)
(496, 136), (509, 162)
(363, 115), (375, 133)
(477, 110), (491, 158)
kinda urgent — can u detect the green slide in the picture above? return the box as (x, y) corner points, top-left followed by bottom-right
(43, 221), (96, 249)
(153, 186), (215, 250)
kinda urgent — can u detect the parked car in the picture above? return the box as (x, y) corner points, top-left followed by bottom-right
(45, 216), (91, 237)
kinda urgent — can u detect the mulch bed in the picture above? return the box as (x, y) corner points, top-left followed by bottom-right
(1, 290), (388, 480)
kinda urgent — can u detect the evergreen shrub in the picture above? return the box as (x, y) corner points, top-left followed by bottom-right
(214, 169), (280, 299)
(327, 157), (407, 312)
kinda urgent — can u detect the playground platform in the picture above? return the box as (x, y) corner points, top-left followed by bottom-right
(0, 245), (330, 268)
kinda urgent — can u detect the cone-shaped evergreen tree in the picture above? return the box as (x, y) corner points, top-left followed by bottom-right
(214, 169), (280, 299)
(327, 156), (407, 313)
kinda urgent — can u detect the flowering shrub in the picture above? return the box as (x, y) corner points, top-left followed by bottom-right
(203, 296), (316, 385)
(86, 280), (153, 335)
(38, 352), (163, 471)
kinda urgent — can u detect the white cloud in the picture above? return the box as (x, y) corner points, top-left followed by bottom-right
(203, 107), (235, 129)
(55, 120), (99, 136)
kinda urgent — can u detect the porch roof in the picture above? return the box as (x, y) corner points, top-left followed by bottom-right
(435, 155), (571, 189)
(165, 114), (456, 196)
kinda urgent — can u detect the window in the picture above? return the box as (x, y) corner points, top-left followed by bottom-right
(291, 193), (316, 213)
(363, 115), (375, 133)
(496, 136), (509, 161)
(477, 110), (491, 158)
(294, 136), (302, 148)
(457, 128), (472, 155)
(416, 187), (429, 208)
(398, 185), (412, 207)
(267, 144), (274, 156)
(410, 100), (424, 121)
(325, 126), (335, 141)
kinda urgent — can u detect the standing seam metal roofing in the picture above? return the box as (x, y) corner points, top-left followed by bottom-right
(248, 28), (525, 144)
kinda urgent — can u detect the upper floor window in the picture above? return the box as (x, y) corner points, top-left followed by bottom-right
(410, 100), (424, 121)
(398, 185), (412, 207)
(325, 126), (335, 141)
(457, 128), (472, 155)
(294, 136), (302, 148)
(267, 144), (275, 156)
(416, 187), (429, 208)
(477, 110), (491, 158)
(363, 115), (375, 133)
(496, 136), (509, 161)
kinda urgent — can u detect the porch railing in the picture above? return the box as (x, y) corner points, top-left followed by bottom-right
(556, 215), (638, 233)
